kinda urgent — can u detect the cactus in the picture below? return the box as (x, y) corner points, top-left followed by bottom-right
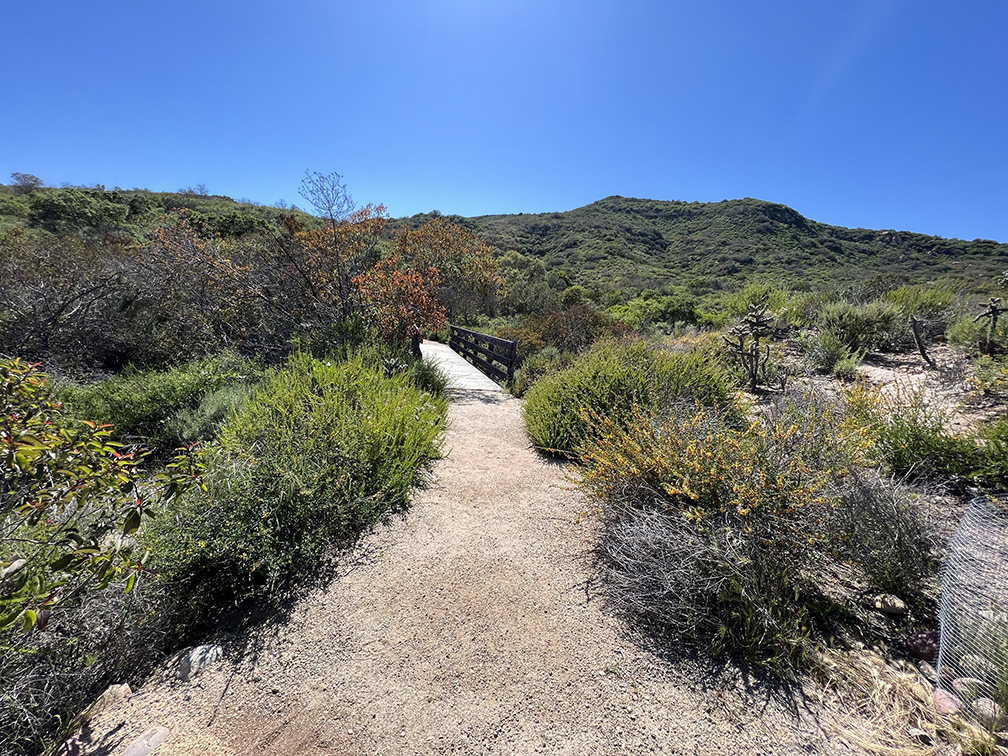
(723, 304), (773, 393)
(974, 297), (1005, 356)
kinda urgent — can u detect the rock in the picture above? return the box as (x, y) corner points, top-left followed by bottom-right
(933, 687), (962, 716)
(122, 726), (170, 756)
(906, 630), (939, 661)
(952, 677), (991, 701)
(917, 660), (938, 683)
(177, 644), (223, 682)
(972, 698), (1007, 731)
(55, 734), (85, 756)
(874, 594), (908, 618)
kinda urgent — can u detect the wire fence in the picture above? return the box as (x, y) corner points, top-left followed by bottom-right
(937, 494), (1008, 722)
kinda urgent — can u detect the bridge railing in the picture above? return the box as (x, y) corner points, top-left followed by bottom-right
(448, 325), (517, 384)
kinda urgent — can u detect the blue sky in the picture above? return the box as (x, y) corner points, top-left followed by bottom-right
(3, 1), (1007, 241)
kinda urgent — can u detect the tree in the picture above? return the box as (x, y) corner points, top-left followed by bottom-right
(354, 257), (446, 356)
(395, 218), (507, 320)
(294, 170), (388, 319)
(10, 172), (43, 195)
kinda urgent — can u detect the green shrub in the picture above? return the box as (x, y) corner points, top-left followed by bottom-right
(404, 355), (450, 398)
(886, 284), (954, 318)
(975, 417), (1008, 489)
(832, 353), (862, 381)
(522, 339), (736, 458)
(947, 313), (1008, 356)
(57, 351), (265, 446)
(162, 383), (256, 442)
(508, 346), (570, 398)
(152, 352), (446, 626)
(799, 330), (860, 375)
(819, 299), (904, 352)
(843, 383), (985, 485)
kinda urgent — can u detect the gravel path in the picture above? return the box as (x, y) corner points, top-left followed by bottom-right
(76, 387), (861, 756)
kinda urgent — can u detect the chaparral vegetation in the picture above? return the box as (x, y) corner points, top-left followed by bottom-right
(2, 172), (1007, 754)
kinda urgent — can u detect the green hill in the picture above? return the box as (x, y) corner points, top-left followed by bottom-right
(3, 182), (1004, 299)
(404, 196), (1007, 296)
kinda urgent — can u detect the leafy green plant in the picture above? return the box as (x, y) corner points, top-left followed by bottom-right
(522, 339), (736, 458)
(1, 359), (194, 633)
(152, 352), (446, 627)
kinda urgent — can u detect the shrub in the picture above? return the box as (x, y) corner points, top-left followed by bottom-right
(152, 352), (446, 627)
(581, 391), (934, 665)
(799, 330), (861, 375)
(825, 471), (936, 596)
(162, 383), (256, 442)
(886, 284), (954, 319)
(507, 346), (569, 398)
(57, 351), (265, 447)
(522, 339), (736, 458)
(947, 313), (1008, 356)
(819, 299), (904, 352)
(843, 382), (985, 486)
(832, 352), (862, 381)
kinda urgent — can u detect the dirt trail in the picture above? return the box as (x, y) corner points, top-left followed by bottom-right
(79, 390), (857, 756)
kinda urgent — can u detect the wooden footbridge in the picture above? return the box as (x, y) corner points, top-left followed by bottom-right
(419, 326), (517, 392)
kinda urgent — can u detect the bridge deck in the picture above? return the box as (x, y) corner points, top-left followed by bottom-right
(420, 339), (502, 392)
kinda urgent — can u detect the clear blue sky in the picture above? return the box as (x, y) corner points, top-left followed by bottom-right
(3, 1), (1007, 241)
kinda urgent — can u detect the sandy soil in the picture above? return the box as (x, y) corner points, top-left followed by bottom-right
(74, 389), (866, 756)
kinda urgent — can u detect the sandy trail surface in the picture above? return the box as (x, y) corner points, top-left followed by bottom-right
(77, 378), (859, 755)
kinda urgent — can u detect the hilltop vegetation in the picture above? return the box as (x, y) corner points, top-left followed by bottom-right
(405, 195), (1007, 298)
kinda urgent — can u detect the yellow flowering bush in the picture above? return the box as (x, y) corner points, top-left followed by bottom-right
(580, 390), (930, 666)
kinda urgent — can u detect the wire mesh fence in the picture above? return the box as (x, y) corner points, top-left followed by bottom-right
(937, 494), (1008, 726)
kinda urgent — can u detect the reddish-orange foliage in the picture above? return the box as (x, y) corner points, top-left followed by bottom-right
(396, 219), (506, 318)
(353, 257), (447, 345)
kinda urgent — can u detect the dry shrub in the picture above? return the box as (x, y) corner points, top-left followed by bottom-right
(582, 389), (937, 667)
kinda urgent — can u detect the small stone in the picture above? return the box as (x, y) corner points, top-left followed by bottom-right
(874, 594), (908, 618)
(55, 734), (84, 756)
(933, 687), (962, 716)
(952, 677), (990, 701)
(177, 644), (223, 682)
(917, 660), (938, 683)
(122, 726), (170, 756)
(972, 698), (1007, 731)
(905, 630), (939, 661)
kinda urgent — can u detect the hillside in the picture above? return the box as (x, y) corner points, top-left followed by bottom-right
(0, 182), (319, 240)
(405, 196), (1008, 295)
(3, 182), (1005, 299)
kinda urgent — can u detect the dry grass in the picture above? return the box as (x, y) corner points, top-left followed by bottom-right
(818, 649), (1007, 756)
